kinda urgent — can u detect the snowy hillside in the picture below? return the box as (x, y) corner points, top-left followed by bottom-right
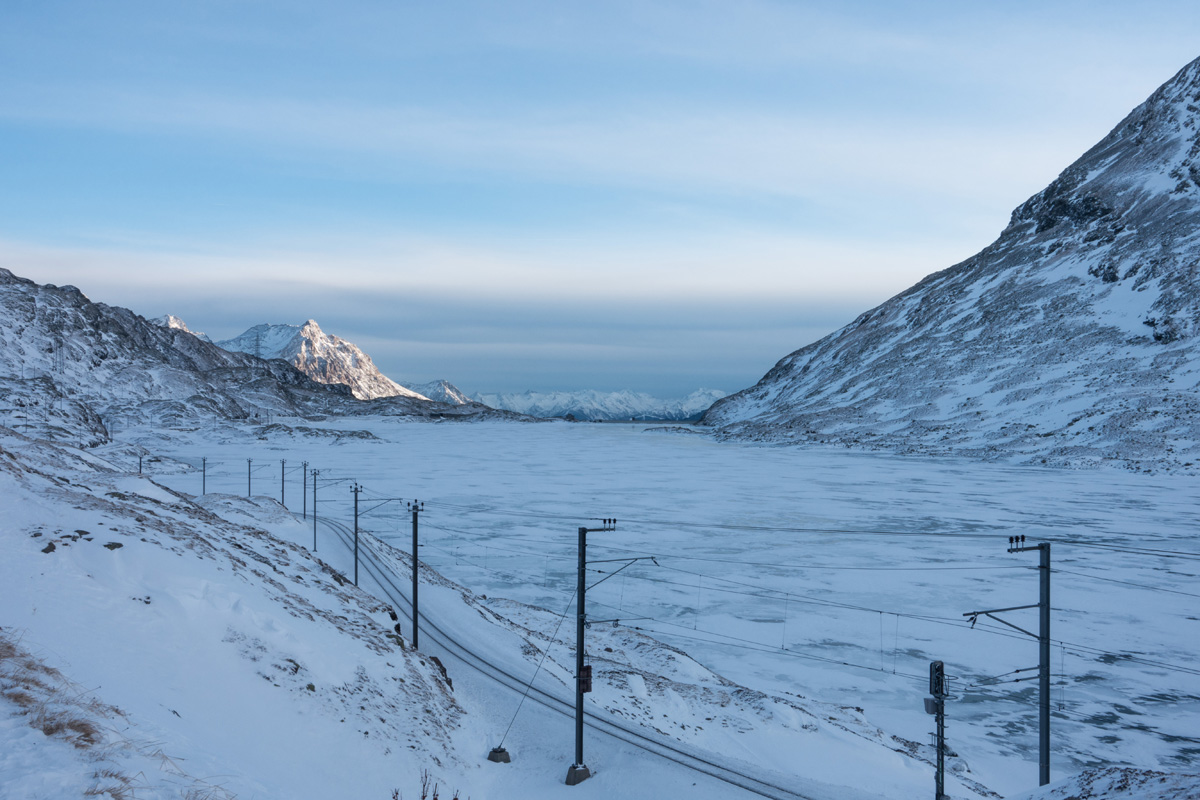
(0, 428), (465, 799)
(216, 321), (429, 402)
(474, 388), (728, 421)
(703, 56), (1200, 473)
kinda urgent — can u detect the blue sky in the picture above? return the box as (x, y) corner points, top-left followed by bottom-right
(2, 2), (1198, 396)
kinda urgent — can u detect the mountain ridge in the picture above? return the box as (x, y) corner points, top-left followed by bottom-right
(0, 269), (507, 442)
(702, 56), (1200, 472)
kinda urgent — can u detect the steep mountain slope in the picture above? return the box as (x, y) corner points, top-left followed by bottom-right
(216, 321), (428, 401)
(703, 56), (1200, 472)
(0, 270), (451, 441)
(475, 388), (728, 421)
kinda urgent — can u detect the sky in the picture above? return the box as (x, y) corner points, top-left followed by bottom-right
(2, 2), (1198, 396)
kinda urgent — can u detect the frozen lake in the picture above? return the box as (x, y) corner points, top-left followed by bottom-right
(132, 416), (1200, 797)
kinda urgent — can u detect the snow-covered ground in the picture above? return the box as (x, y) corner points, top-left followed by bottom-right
(4, 417), (1198, 798)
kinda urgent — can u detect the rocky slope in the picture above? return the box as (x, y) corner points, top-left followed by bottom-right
(703, 56), (1200, 472)
(216, 321), (428, 402)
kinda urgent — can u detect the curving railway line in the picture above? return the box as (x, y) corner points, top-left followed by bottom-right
(317, 515), (824, 800)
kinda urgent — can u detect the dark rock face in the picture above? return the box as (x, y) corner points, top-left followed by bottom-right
(703, 57), (1200, 472)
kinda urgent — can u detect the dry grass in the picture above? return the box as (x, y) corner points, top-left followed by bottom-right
(2, 628), (111, 751)
(83, 767), (135, 799)
(2, 628), (241, 798)
(38, 713), (104, 748)
(1, 688), (37, 708)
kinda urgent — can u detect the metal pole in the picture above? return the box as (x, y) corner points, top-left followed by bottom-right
(138, 455), (142, 475)
(201, 457), (206, 495)
(410, 503), (420, 652)
(312, 469), (319, 551)
(352, 484), (360, 586)
(302, 461), (308, 519)
(928, 659), (947, 800)
(936, 696), (946, 799)
(564, 519), (614, 786)
(1039, 543), (1051, 786)
(247, 458), (252, 497)
(986, 536), (1052, 787)
(567, 525), (588, 784)
(281, 459), (286, 508)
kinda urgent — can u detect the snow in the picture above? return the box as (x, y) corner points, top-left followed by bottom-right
(6, 415), (1195, 799)
(1011, 767), (1200, 800)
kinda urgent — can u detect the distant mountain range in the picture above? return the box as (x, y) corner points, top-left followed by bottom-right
(155, 318), (724, 422)
(703, 56), (1200, 473)
(472, 388), (728, 421)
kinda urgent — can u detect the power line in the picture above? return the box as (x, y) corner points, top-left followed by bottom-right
(414, 528), (1200, 680)
(421, 498), (1200, 562)
(589, 542), (1032, 572)
(1054, 568), (1200, 599)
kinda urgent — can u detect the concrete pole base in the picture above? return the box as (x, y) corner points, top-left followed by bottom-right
(487, 747), (511, 763)
(565, 765), (591, 786)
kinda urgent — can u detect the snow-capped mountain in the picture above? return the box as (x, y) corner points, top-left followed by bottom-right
(703, 56), (1200, 473)
(216, 321), (428, 402)
(0, 270), (507, 441)
(405, 379), (472, 405)
(150, 314), (212, 342)
(0, 270), (361, 440)
(473, 388), (728, 421)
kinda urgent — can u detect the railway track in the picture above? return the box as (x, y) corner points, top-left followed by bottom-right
(318, 515), (822, 800)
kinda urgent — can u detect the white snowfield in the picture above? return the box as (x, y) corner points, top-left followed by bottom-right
(2, 416), (1197, 799)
